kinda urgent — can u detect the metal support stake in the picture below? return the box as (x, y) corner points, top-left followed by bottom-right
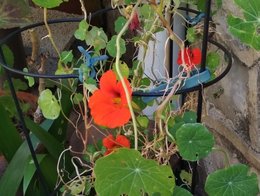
(0, 48), (50, 195)
(197, 0), (212, 122)
(192, 0), (212, 194)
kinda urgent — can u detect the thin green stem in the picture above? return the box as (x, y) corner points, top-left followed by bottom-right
(115, 1), (142, 150)
(43, 8), (60, 58)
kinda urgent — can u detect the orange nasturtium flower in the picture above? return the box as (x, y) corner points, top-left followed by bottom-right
(88, 70), (132, 128)
(177, 48), (202, 70)
(103, 134), (130, 155)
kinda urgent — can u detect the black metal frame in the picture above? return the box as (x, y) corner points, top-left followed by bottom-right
(0, 0), (231, 195)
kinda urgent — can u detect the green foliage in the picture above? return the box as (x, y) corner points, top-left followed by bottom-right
(137, 115), (149, 128)
(60, 50), (74, 64)
(205, 164), (259, 196)
(23, 68), (35, 87)
(38, 89), (61, 120)
(173, 186), (192, 196)
(180, 170), (192, 186)
(25, 117), (63, 159)
(115, 16), (127, 34)
(23, 155), (46, 194)
(21, 154), (57, 195)
(168, 111), (197, 138)
(3, 78), (28, 91)
(85, 27), (108, 51)
(107, 35), (126, 57)
(74, 20), (89, 41)
(55, 61), (73, 75)
(186, 27), (197, 43)
(227, 0), (260, 50)
(0, 109), (64, 195)
(32, 0), (68, 8)
(75, 22), (108, 51)
(112, 61), (130, 79)
(183, 111), (197, 123)
(47, 87), (73, 142)
(0, 45), (14, 75)
(140, 4), (156, 31)
(0, 96), (16, 117)
(1, 1), (258, 195)
(0, 103), (22, 161)
(72, 93), (83, 105)
(84, 77), (98, 93)
(207, 52), (220, 73)
(94, 148), (175, 196)
(0, 142), (31, 195)
(176, 123), (214, 161)
(132, 97), (147, 112)
(124, 0), (137, 4)
(139, 77), (151, 87)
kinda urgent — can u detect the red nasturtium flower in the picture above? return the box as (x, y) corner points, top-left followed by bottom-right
(129, 11), (140, 32)
(177, 48), (202, 70)
(103, 134), (130, 155)
(88, 70), (132, 128)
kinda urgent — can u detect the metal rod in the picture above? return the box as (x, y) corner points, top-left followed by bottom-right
(0, 48), (50, 195)
(192, 0), (212, 194)
(197, 0), (211, 123)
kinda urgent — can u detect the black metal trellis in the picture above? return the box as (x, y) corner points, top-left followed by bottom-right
(0, 0), (232, 195)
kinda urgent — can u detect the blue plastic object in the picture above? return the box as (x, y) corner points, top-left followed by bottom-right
(78, 46), (108, 82)
(187, 13), (205, 25)
(142, 69), (211, 103)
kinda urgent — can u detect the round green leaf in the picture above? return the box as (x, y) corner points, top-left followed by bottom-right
(183, 111), (197, 123)
(227, 0), (260, 50)
(32, 0), (63, 8)
(173, 186), (192, 196)
(60, 50), (73, 64)
(180, 170), (192, 186)
(74, 20), (89, 41)
(112, 61), (130, 79)
(140, 78), (151, 87)
(38, 89), (61, 120)
(115, 16), (127, 34)
(72, 93), (83, 105)
(106, 35), (126, 58)
(186, 27), (197, 43)
(176, 123), (214, 161)
(23, 68), (35, 87)
(85, 27), (107, 51)
(94, 148), (175, 196)
(206, 52), (220, 73)
(137, 115), (149, 128)
(205, 164), (259, 196)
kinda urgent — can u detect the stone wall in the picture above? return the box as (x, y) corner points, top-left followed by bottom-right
(203, 0), (260, 171)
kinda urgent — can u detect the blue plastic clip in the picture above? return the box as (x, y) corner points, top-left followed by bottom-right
(78, 46), (108, 82)
(187, 13), (205, 26)
(142, 69), (211, 103)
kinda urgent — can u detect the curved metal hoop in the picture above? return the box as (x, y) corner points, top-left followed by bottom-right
(133, 39), (232, 96)
(0, 20), (232, 96)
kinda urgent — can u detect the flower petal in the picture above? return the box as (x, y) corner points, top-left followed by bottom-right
(98, 107), (131, 129)
(191, 48), (202, 65)
(103, 134), (116, 149)
(100, 70), (118, 97)
(115, 135), (130, 148)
